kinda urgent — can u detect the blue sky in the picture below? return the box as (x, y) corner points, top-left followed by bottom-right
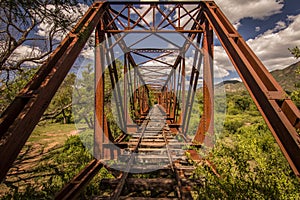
(125, 0), (300, 82)
(238, 0), (300, 40)
(207, 0), (300, 81)
(16, 0), (299, 83)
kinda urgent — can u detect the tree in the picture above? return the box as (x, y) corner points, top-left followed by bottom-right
(289, 46), (300, 108)
(195, 95), (300, 199)
(0, 0), (91, 115)
(73, 64), (95, 129)
(289, 46), (300, 59)
(42, 73), (76, 124)
(0, 1), (91, 91)
(0, 67), (37, 113)
(0, 0), (91, 74)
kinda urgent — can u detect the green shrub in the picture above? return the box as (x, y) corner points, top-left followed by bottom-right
(195, 122), (300, 199)
(223, 116), (245, 134)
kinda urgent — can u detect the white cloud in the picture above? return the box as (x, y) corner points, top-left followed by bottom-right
(160, 0), (284, 31)
(35, 3), (95, 62)
(214, 65), (230, 78)
(37, 4), (88, 40)
(9, 45), (42, 66)
(31, 1), (296, 77)
(230, 77), (242, 82)
(255, 26), (261, 32)
(214, 46), (233, 71)
(273, 20), (287, 32)
(160, 0), (283, 27)
(132, 5), (154, 26)
(14, 45), (41, 56)
(214, 13), (300, 73)
(214, 0), (284, 24)
(80, 47), (94, 60)
(247, 13), (300, 70)
(233, 22), (241, 30)
(37, 22), (54, 38)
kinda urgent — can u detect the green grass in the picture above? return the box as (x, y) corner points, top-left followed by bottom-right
(28, 123), (76, 145)
(0, 123), (97, 199)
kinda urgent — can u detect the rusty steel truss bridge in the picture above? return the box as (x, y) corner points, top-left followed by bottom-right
(1, 1), (300, 199)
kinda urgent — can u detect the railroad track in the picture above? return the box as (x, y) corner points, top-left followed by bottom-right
(98, 105), (201, 200)
(56, 105), (202, 199)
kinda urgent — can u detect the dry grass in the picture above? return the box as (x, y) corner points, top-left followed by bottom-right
(0, 123), (77, 197)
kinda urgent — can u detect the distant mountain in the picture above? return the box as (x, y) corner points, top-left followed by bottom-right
(222, 61), (300, 93)
(270, 61), (300, 93)
(222, 80), (245, 93)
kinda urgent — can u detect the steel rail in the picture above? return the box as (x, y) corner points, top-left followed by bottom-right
(109, 106), (194, 199)
(110, 118), (150, 200)
(163, 130), (175, 172)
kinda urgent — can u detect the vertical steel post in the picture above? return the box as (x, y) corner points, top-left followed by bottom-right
(185, 32), (203, 136)
(95, 21), (106, 159)
(165, 86), (168, 112)
(194, 21), (214, 144)
(172, 68), (177, 121)
(124, 53), (128, 131)
(139, 78), (143, 116)
(142, 87), (146, 113)
(134, 67), (139, 119)
(181, 54), (186, 134)
(173, 76), (176, 118)
(175, 64), (182, 123)
(170, 76), (173, 116)
(166, 84), (170, 116)
(170, 73), (174, 118)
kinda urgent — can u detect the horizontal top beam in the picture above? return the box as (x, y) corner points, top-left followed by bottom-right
(131, 49), (180, 53)
(102, 1), (203, 5)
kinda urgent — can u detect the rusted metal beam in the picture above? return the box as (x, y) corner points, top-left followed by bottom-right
(103, 11), (148, 88)
(169, 69), (176, 121)
(107, 3), (203, 32)
(183, 32), (203, 135)
(203, 1), (300, 177)
(174, 64), (182, 124)
(124, 53), (128, 130)
(194, 20), (214, 144)
(108, 1), (204, 4)
(95, 21), (106, 159)
(140, 68), (169, 76)
(55, 159), (103, 200)
(134, 52), (174, 67)
(181, 54), (186, 131)
(0, 2), (106, 182)
(162, 9), (205, 89)
(131, 49), (180, 53)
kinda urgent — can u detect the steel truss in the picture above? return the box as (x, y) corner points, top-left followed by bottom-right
(0, 1), (299, 198)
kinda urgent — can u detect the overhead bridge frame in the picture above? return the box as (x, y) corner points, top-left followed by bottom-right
(0, 1), (300, 197)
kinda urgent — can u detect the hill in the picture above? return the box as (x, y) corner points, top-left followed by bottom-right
(270, 61), (300, 93)
(223, 61), (300, 93)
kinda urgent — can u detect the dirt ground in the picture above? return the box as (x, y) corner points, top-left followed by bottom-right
(0, 124), (78, 197)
